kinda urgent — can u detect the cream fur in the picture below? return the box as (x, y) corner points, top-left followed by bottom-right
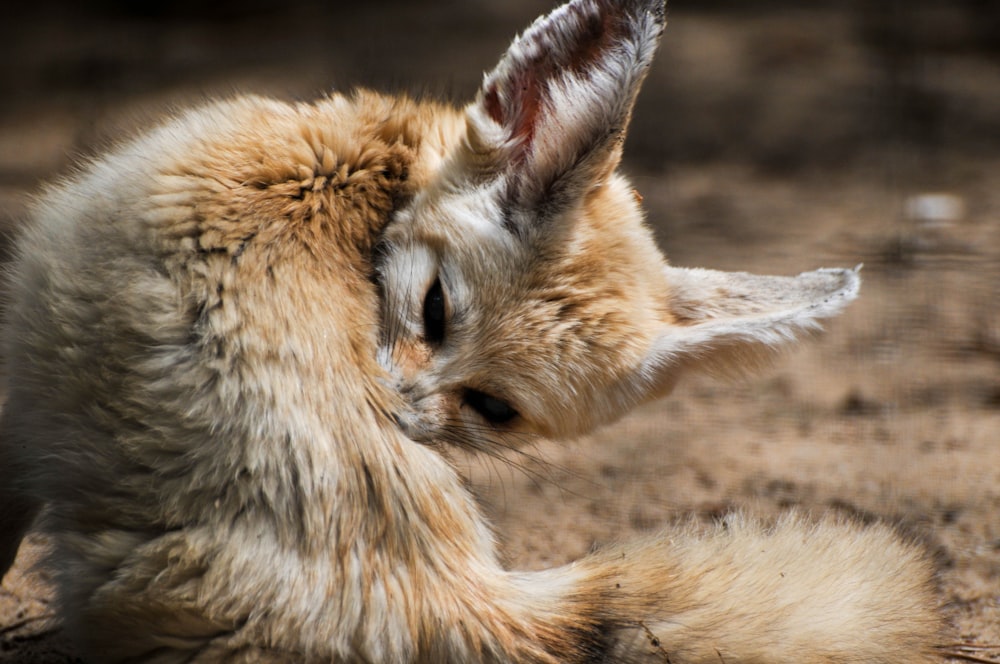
(0, 0), (943, 662)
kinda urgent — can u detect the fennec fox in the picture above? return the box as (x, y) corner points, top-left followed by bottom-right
(0, 0), (942, 661)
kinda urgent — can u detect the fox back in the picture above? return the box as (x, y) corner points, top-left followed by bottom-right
(0, 0), (943, 662)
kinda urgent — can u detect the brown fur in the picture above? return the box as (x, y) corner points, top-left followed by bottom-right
(0, 1), (944, 661)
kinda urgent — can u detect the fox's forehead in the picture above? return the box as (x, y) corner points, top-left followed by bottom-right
(383, 185), (524, 282)
(391, 175), (666, 300)
(406, 180), (516, 246)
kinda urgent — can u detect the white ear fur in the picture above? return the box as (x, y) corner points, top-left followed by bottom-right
(637, 266), (862, 393)
(465, 0), (665, 209)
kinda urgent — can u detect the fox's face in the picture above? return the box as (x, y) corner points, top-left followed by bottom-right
(377, 172), (671, 444)
(376, 0), (859, 449)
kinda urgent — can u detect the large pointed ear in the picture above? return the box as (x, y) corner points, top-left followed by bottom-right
(636, 266), (862, 396)
(464, 0), (665, 210)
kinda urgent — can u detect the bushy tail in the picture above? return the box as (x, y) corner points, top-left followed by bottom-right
(523, 512), (943, 664)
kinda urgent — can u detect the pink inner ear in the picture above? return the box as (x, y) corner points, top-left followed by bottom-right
(483, 2), (620, 152)
(484, 75), (542, 150)
(484, 85), (504, 126)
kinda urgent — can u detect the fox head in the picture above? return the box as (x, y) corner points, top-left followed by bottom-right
(375, 0), (858, 447)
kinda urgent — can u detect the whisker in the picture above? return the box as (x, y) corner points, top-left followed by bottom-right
(435, 421), (567, 490)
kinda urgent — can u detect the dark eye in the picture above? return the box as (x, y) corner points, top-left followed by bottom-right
(423, 278), (446, 344)
(463, 389), (518, 425)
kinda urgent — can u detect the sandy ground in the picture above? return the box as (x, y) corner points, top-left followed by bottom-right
(1, 1), (999, 661)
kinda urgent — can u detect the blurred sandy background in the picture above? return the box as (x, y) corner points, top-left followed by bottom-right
(1, 1), (999, 660)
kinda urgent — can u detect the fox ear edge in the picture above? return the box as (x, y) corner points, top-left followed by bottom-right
(634, 265), (862, 396)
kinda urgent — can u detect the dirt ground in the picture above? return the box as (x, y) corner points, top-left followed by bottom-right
(1, 1), (999, 661)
